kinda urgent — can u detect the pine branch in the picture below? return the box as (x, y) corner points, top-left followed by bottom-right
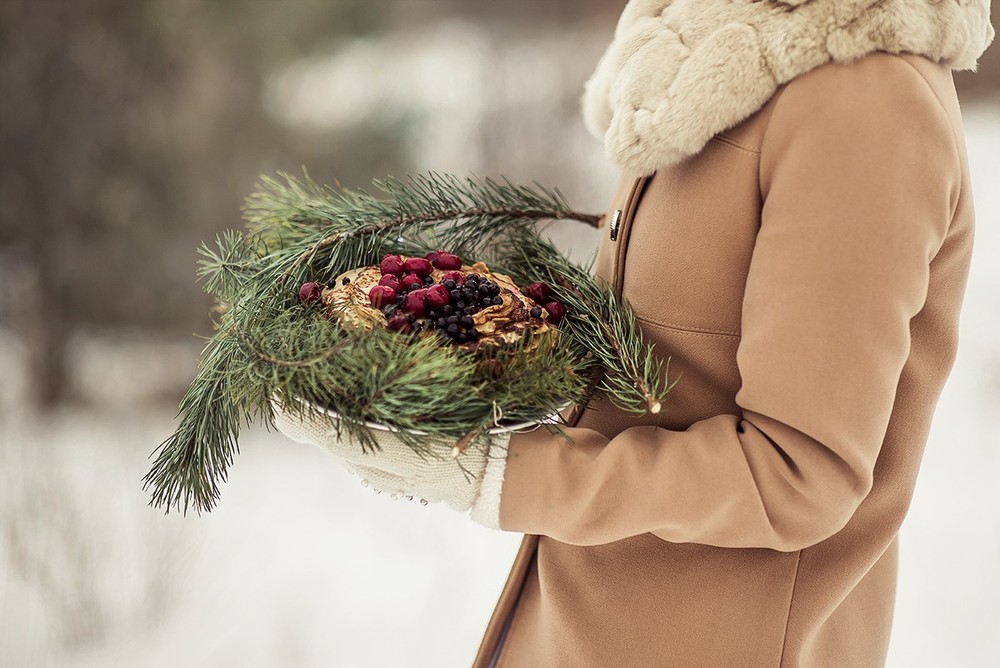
(198, 229), (266, 302)
(147, 172), (666, 514)
(497, 229), (672, 414)
(143, 326), (243, 514)
(278, 202), (600, 288)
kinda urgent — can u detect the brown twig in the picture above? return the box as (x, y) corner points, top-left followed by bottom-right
(451, 426), (483, 458)
(278, 206), (602, 286)
(601, 320), (662, 414)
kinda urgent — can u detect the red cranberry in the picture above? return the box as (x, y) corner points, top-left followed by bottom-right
(433, 252), (462, 270)
(400, 273), (423, 291)
(386, 315), (409, 331)
(380, 254), (405, 276)
(298, 282), (322, 302)
(402, 289), (428, 317)
(404, 257), (433, 277)
(526, 282), (551, 303)
(378, 274), (401, 291)
(368, 285), (397, 308)
(442, 270), (465, 285)
(543, 301), (566, 323)
(425, 284), (450, 309)
(424, 250), (441, 264)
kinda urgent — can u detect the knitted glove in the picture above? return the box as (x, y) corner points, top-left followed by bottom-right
(271, 399), (509, 529)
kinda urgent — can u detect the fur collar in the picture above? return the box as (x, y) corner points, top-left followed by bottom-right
(583, 0), (995, 176)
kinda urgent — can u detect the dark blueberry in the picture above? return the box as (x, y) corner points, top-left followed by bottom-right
(427, 309), (440, 319)
(481, 297), (494, 307)
(460, 316), (474, 327)
(467, 328), (479, 339)
(326, 278), (337, 288)
(446, 324), (459, 335)
(467, 273), (480, 283)
(456, 333), (468, 343)
(465, 306), (479, 315)
(443, 279), (456, 291)
(449, 289), (462, 301)
(492, 296), (503, 306)
(406, 313), (416, 322)
(489, 284), (501, 296)
(478, 284), (491, 295)
(456, 300), (466, 310)
(446, 315), (459, 325)
(530, 306), (542, 318)
(342, 276), (351, 285)
(436, 317), (447, 328)
(423, 275), (434, 285)
(395, 294), (406, 304)
(442, 305), (454, 315)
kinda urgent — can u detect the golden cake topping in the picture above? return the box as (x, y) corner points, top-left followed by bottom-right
(317, 253), (562, 351)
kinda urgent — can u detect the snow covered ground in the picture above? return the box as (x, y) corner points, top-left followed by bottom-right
(1, 103), (998, 667)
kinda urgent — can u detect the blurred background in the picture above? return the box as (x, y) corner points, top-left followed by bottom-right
(0, 1), (997, 666)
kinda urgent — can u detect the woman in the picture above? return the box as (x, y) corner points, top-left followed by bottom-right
(274, 0), (995, 665)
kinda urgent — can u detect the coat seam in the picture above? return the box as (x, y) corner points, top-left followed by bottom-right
(894, 56), (964, 227)
(778, 550), (804, 668)
(712, 133), (761, 155)
(493, 550), (537, 667)
(757, 83), (794, 203)
(613, 176), (650, 300)
(471, 535), (540, 667)
(635, 315), (742, 338)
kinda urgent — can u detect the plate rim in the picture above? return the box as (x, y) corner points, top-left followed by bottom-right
(304, 398), (574, 436)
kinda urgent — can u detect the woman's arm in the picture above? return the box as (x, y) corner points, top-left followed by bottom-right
(487, 55), (963, 551)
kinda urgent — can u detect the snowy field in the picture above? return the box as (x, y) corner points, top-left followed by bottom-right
(1, 103), (998, 667)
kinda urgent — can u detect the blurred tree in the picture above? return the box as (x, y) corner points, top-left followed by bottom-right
(0, 0), (392, 407)
(0, 0), (993, 409)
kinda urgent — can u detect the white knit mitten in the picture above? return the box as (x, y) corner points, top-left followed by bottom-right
(271, 399), (508, 529)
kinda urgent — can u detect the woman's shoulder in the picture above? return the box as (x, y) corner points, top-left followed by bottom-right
(775, 52), (958, 115)
(719, 52), (964, 170)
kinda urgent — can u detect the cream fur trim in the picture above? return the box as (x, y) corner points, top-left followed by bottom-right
(583, 0), (995, 175)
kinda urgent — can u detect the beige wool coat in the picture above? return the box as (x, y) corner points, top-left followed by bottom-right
(472, 1), (995, 666)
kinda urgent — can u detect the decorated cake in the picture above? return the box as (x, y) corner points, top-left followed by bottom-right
(298, 251), (566, 351)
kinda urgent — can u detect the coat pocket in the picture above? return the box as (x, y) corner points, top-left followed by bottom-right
(619, 140), (762, 334)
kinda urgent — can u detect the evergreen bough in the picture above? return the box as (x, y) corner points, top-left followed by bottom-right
(144, 172), (674, 514)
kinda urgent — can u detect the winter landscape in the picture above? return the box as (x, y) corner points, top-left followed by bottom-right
(0, 104), (996, 668)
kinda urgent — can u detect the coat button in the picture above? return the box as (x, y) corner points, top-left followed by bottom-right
(609, 209), (622, 241)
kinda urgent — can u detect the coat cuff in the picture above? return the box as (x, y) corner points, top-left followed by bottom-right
(469, 438), (509, 530)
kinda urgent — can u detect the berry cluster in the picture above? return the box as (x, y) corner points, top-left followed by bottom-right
(524, 281), (566, 324)
(374, 251), (508, 344)
(296, 251), (569, 346)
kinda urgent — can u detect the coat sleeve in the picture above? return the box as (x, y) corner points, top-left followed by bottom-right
(492, 56), (963, 551)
